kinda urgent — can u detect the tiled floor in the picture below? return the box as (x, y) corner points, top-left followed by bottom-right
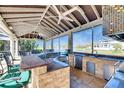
(70, 68), (107, 88)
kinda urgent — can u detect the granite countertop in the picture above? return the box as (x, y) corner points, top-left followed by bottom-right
(47, 58), (69, 72)
(21, 55), (51, 70)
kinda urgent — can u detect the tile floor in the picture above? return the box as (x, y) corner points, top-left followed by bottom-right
(70, 67), (107, 88)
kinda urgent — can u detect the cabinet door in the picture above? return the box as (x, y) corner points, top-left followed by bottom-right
(103, 64), (112, 80)
(75, 55), (82, 70)
(86, 62), (95, 75)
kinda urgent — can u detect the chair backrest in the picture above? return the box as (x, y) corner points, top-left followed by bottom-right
(3, 52), (13, 66)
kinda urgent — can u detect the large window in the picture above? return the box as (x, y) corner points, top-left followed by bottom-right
(46, 40), (52, 49)
(19, 39), (44, 51)
(0, 40), (10, 52)
(60, 35), (68, 52)
(35, 40), (44, 51)
(53, 38), (59, 52)
(73, 29), (92, 53)
(93, 25), (124, 56)
(73, 25), (124, 56)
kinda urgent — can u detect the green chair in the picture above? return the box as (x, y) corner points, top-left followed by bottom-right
(0, 70), (31, 88)
(3, 53), (20, 73)
(0, 53), (31, 88)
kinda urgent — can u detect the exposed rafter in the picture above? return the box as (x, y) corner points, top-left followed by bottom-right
(6, 17), (40, 22)
(2, 13), (42, 18)
(49, 18), (102, 40)
(74, 6), (90, 23)
(40, 22), (59, 34)
(91, 5), (100, 19)
(50, 7), (75, 28)
(0, 5), (102, 39)
(11, 22), (54, 37)
(0, 7), (45, 13)
(43, 19), (61, 33)
(62, 6), (78, 16)
(0, 15), (16, 39)
(34, 5), (50, 32)
(61, 6), (81, 26)
(47, 11), (69, 30)
(44, 19), (64, 33)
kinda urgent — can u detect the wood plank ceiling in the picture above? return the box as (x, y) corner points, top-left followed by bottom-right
(0, 5), (102, 39)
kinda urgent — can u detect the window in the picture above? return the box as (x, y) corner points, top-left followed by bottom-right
(73, 28), (92, 53)
(0, 40), (10, 52)
(60, 35), (68, 52)
(53, 38), (59, 52)
(19, 39), (44, 51)
(93, 25), (124, 56)
(46, 40), (52, 49)
(35, 40), (44, 51)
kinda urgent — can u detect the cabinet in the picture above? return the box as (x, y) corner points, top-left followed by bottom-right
(75, 55), (83, 70)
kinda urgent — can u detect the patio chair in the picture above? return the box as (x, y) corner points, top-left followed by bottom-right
(3, 52), (20, 73)
(0, 57), (31, 88)
(0, 70), (31, 88)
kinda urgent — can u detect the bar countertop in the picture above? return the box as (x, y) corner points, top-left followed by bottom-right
(21, 55), (51, 70)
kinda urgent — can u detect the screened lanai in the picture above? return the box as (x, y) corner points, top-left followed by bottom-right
(0, 5), (124, 88)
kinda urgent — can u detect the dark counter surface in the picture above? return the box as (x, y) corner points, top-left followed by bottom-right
(73, 52), (124, 61)
(47, 58), (69, 72)
(21, 55), (51, 70)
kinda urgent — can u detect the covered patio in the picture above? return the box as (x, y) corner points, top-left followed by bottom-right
(0, 5), (124, 88)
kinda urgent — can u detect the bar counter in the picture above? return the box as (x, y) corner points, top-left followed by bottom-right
(21, 55), (70, 88)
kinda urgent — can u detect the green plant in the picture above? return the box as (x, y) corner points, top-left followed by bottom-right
(18, 39), (39, 52)
(0, 40), (4, 51)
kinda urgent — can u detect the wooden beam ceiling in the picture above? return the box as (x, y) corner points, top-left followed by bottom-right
(91, 5), (100, 19)
(0, 5), (102, 39)
(0, 7), (45, 13)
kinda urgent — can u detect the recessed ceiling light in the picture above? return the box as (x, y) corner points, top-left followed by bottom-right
(9, 26), (13, 30)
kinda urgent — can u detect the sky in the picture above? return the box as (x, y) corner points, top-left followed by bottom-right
(73, 25), (110, 48)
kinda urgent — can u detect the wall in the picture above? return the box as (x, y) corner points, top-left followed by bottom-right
(68, 54), (116, 79)
(32, 66), (70, 88)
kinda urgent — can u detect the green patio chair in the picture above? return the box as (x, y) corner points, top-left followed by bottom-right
(0, 70), (31, 88)
(3, 53), (20, 73)
(0, 56), (31, 88)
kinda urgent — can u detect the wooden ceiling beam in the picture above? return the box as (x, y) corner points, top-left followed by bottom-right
(43, 19), (61, 34)
(47, 11), (69, 30)
(0, 7), (45, 13)
(2, 13), (42, 18)
(44, 18), (65, 33)
(49, 18), (102, 40)
(91, 5), (100, 19)
(40, 22), (59, 35)
(62, 6), (78, 16)
(74, 6), (90, 23)
(11, 22), (54, 36)
(6, 17), (40, 22)
(0, 15), (17, 39)
(34, 5), (50, 32)
(13, 26), (50, 39)
(61, 6), (81, 26)
(50, 7), (75, 29)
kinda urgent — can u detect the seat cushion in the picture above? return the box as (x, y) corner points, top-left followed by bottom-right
(0, 71), (31, 88)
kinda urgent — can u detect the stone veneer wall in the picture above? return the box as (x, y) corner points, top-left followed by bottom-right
(83, 56), (116, 79)
(32, 66), (70, 88)
(68, 54), (116, 79)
